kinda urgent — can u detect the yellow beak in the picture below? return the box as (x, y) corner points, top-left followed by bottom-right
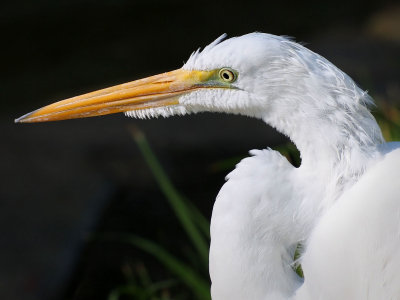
(15, 69), (215, 123)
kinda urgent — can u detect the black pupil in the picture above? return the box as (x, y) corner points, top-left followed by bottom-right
(223, 72), (231, 80)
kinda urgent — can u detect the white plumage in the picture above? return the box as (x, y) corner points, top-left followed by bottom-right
(16, 33), (400, 299)
(178, 33), (400, 299)
(297, 146), (400, 299)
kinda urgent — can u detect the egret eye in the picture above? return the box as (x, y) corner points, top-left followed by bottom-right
(219, 68), (237, 83)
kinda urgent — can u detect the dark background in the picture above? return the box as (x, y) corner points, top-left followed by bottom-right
(2, 1), (399, 299)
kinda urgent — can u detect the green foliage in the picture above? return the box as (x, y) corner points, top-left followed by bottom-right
(374, 100), (400, 141)
(103, 233), (210, 300)
(108, 262), (178, 300)
(103, 126), (211, 300)
(130, 127), (210, 264)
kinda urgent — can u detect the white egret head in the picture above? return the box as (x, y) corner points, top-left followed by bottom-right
(15, 33), (281, 121)
(15, 32), (383, 154)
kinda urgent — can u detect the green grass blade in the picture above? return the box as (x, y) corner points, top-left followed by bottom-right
(101, 232), (211, 300)
(130, 127), (209, 265)
(147, 279), (178, 294)
(183, 197), (210, 239)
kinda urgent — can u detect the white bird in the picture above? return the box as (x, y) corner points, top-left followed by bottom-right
(16, 33), (400, 300)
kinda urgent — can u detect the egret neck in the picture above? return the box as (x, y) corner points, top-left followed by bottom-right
(259, 62), (384, 222)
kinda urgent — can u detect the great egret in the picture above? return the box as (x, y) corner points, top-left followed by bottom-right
(16, 33), (400, 299)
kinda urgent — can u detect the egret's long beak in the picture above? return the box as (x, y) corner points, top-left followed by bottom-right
(15, 69), (215, 123)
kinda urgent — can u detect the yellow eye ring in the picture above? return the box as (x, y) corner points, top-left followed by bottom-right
(219, 68), (237, 83)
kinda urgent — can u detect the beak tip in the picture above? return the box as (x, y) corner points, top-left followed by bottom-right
(15, 116), (24, 123)
(15, 111), (34, 123)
